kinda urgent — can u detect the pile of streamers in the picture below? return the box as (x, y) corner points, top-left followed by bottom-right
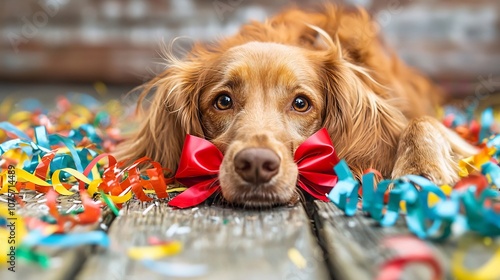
(0, 93), (185, 268)
(329, 106), (500, 279)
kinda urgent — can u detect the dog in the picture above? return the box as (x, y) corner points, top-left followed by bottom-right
(116, 5), (477, 207)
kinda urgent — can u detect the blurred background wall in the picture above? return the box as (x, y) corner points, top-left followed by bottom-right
(0, 0), (499, 98)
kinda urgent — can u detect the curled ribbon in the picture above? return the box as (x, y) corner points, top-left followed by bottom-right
(452, 235), (500, 280)
(329, 160), (500, 240)
(376, 236), (442, 280)
(1, 205), (27, 265)
(0, 95), (185, 268)
(168, 128), (340, 208)
(0, 123), (177, 204)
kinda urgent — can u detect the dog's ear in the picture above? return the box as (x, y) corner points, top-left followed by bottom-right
(115, 58), (206, 171)
(315, 46), (407, 177)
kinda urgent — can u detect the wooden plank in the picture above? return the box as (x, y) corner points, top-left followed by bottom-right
(313, 201), (497, 280)
(76, 200), (329, 280)
(0, 190), (112, 280)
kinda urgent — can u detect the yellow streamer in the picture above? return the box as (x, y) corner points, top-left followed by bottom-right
(2, 165), (183, 204)
(166, 187), (188, 193)
(400, 185), (452, 212)
(9, 111), (32, 124)
(0, 205), (27, 266)
(0, 171), (11, 194)
(0, 97), (14, 116)
(459, 147), (497, 177)
(128, 241), (183, 260)
(105, 189), (133, 204)
(51, 168), (92, 195)
(459, 156), (478, 177)
(452, 236), (500, 280)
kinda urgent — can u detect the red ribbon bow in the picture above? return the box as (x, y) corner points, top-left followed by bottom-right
(168, 128), (340, 208)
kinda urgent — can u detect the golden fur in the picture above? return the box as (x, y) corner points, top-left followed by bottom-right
(116, 5), (477, 207)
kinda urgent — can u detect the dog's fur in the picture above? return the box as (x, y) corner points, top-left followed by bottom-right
(116, 5), (478, 207)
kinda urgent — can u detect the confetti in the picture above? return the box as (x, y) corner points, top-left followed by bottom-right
(288, 247), (307, 269)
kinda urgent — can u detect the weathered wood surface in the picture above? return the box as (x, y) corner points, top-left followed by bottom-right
(77, 200), (329, 280)
(3, 193), (498, 280)
(314, 201), (497, 280)
(0, 190), (112, 280)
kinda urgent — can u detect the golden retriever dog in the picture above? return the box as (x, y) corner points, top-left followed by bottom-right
(116, 5), (477, 207)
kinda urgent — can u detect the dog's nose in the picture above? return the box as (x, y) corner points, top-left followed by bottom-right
(234, 148), (280, 184)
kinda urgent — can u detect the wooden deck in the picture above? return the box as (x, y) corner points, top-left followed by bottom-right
(77, 200), (329, 280)
(1, 191), (494, 280)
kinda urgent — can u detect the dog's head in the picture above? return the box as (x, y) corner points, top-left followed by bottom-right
(202, 42), (327, 206)
(118, 10), (406, 207)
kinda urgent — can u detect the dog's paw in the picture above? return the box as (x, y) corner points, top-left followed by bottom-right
(391, 162), (459, 186)
(392, 117), (463, 186)
(391, 139), (459, 186)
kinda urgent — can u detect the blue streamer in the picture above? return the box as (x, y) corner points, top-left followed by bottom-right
(34, 126), (51, 150)
(141, 260), (208, 277)
(328, 160), (500, 240)
(327, 160), (359, 216)
(48, 134), (83, 172)
(22, 230), (109, 248)
(482, 162), (500, 190)
(0, 121), (31, 140)
(480, 108), (494, 142)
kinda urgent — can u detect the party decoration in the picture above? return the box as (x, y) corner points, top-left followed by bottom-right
(128, 240), (183, 260)
(288, 248), (307, 269)
(328, 107), (500, 241)
(140, 260), (208, 277)
(0, 93), (179, 268)
(452, 235), (500, 280)
(376, 236), (442, 280)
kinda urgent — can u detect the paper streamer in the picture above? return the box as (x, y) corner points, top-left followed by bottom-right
(0, 94), (182, 269)
(329, 160), (500, 239)
(288, 248), (307, 269)
(0, 205), (27, 265)
(141, 260), (208, 278)
(128, 241), (182, 260)
(376, 236), (442, 280)
(452, 235), (500, 280)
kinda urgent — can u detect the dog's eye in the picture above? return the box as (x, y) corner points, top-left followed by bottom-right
(214, 94), (233, 110)
(292, 96), (310, 112)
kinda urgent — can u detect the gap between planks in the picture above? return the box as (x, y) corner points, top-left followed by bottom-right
(76, 200), (330, 280)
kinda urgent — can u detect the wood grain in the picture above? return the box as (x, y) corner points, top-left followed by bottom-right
(77, 200), (329, 280)
(313, 201), (500, 280)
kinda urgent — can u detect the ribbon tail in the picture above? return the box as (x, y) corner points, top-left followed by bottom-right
(168, 181), (220, 208)
(297, 181), (330, 201)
